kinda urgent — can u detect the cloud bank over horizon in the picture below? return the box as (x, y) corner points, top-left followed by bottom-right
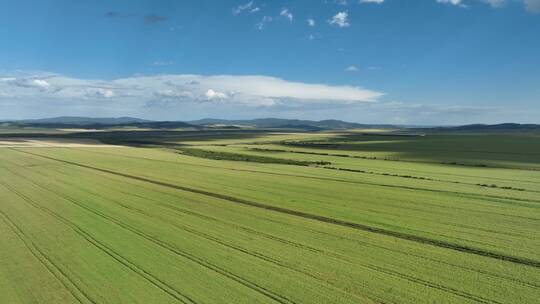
(0, 72), (394, 121)
(1, 71), (534, 125)
(0, 72), (382, 106)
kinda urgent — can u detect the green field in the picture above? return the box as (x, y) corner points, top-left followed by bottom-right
(0, 129), (539, 303)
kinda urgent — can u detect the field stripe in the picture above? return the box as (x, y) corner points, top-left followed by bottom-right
(6, 169), (300, 304)
(75, 189), (385, 304)
(37, 165), (534, 304)
(76, 186), (505, 304)
(16, 163), (505, 304)
(30, 164), (540, 291)
(0, 179), (198, 304)
(11, 148), (540, 270)
(0, 201), (95, 304)
(68, 147), (540, 207)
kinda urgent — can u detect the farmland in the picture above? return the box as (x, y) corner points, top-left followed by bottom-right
(0, 128), (539, 303)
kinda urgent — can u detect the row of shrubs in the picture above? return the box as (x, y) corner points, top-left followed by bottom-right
(324, 166), (526, 192)
(205, 147), (525, 192)
(178, 148), (331, 166)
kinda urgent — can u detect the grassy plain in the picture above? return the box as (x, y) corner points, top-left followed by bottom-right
(0, 128), (539, 303)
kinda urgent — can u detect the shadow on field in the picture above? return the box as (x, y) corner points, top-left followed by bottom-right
(283, 133), (540, 169)
(0, 129), (286, 147)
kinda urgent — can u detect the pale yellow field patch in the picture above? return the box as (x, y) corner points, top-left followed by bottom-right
(0, 138), (121, 147)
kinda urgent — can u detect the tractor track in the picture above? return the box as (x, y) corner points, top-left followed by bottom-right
(0, 179), (198, 304)
(0, 208), (95, 304)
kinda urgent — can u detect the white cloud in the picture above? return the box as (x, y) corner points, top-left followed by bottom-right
(307, 18), (315, 26)
(280, 8), (293, 21)
(205, 89), (228, 100)
(329, 11), (350, 27)
(436, 0), (465, 6)
(31, 79), (51, 90)
(4, 77), (52, 91)
(345, 65), (359, 72)
(360, 0), (385, 4)
(0, 73), (383, 109)
(96, 88), (115, 98)
(232, 1), (261, 15)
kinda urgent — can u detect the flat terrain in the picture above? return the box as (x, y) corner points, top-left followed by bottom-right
(0, 138), (118, 147)
(0, 128), (539, 303)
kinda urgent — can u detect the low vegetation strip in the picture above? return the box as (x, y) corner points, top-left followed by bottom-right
(321, 166), (528, 192)
(11, 148), (540, 269)
(177, 148), (331, 166)
(220, 146), (531, 192)
(250, 146), (491, 168)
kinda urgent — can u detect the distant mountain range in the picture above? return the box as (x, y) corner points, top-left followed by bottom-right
(187, 118), (397, 130)
(17, 116), (152, 125)
(3, 116), (194, 129)
(2, 117), (539, 131)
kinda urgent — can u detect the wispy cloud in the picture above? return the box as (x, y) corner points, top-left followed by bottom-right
(280, 8), (293, 21)
(329, 11), (350, 27)
(436, 0), (466, 7)
(307, 18), (316, 26)
(345, 65), (359, 72)
(232, 1), (261, 15)
(360, 0), (385, 4)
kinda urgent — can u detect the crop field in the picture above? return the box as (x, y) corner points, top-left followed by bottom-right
(0, 129), (539, 303)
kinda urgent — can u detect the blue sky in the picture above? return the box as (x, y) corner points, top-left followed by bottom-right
(0, 0), (539, 124)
